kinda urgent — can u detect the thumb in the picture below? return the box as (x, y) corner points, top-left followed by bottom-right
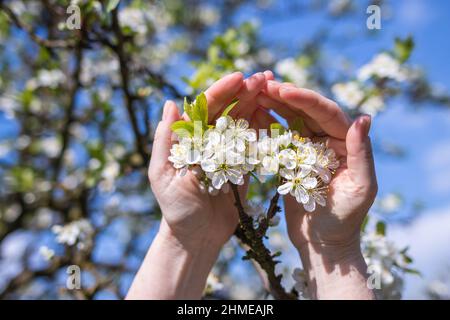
(346, 115), (377, 190)
(148, 101), (180, 176)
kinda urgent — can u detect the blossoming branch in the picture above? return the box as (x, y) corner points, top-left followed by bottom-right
(167, 92), (339, 213)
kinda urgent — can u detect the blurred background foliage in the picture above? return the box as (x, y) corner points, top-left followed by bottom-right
(0, 0), (449, 299)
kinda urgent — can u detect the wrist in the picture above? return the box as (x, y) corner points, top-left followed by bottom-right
(297, 237), (375, 300)
(158, 218), (224, 254)
(126, 221), (221, 299)
(298, 236), (363, 266)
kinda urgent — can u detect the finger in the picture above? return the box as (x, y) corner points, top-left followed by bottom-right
(264, 80), (323, 135)
(148, 101), (180, 175)
(206, 72), (244, 122)
(263, 70), (275, 81)
(256, 93), (314, 136)
(250, 107), (278, 131)
(346, 115), (377, 190)
(229, 72), (266, 120)
(278, 85), (351, 139)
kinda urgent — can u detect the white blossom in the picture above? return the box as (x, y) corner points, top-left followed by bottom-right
(168, 115), (338, 210)
(277, 168), (323, 212)
(358, 53), (406, 82)
(52, 219), (94, 250)
(275, 58), (309, 87)
(292, 268), (310, 300)
(362, 230), (412, 299)
(377, 193), (403, 213)
(360, 95), (385, 116)
(118, 8), (147, 34)
(39, 246), (55, 261)
(40, 136), (61, 158)
(26, 69), (66, 89)
(332, 81), (364, 109)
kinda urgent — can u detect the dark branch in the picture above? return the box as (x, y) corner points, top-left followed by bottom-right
(230, 185), (296, 300)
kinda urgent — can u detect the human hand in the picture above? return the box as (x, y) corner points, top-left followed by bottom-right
(257, 80), (377, 299)
(149, 71), (277, 251)
(128, 71), (279, 299)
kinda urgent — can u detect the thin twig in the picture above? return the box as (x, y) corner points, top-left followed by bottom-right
(111, 8), (149, 163)
(230, 185), (296, 300)
(0, 3), (77, 49)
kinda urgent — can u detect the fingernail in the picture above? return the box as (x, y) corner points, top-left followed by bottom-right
(356, 114), (371, 136)
(230, 71), (244, 80)
(251, 72), (265, 80)
(162, 100), (172, 120)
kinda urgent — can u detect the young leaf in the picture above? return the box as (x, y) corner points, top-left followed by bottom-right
(394, 36), (414, 63)
(270, 123), (285, 135)
(170, 120), (194, 138)
(376, 221), (386, 236)
(221, 99), (239, 117)
(290, 117), (304, 133)
(194, 92), (208, 128)
(183, 97), (194, 120)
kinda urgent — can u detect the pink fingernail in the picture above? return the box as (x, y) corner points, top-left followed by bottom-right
(162, 101), (172, 120)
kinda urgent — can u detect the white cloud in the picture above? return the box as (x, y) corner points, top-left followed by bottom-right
(389, 205), (450, 299)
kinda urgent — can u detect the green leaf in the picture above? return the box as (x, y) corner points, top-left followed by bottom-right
(394, 36), (414, 63)
(403, 267), (421, 277)
(272, 251), (282, 258)
(270, 123), (285, 135)
(221, 99), (239, 117)
(106, 0), (120, 12)
(170, 120), (194, 138)
(376, 221), (386, 236)
(290, 117), (304, 133)
(403, 254), (413, 264)
(183, 97), (194, 120)
(194, 92), (208, 127)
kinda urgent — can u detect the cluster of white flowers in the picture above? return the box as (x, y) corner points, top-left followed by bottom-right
(358, 53), (407, 82)
(169, 116), (257, 195)
(52, 219), (94, 250)
(26, 69), (66, 90)
(292, 268), (310, 300)
(258, 132), (339, 212)
(275, 58), (309, 87)
(377, 193), (403, 213)
(332, 81), (385, 116)
(332, 52), (414, 116)
(118, 4), (172, 35)
(168, 115), (338, 212)
(362, 231), (411, 299)
(40, 136), (62, 158)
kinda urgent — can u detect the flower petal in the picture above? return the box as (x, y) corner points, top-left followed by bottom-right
(303, 197), (316, 212)
(212, 171), (227, 189)
(295, 187), (309, 204)
(302, 177), (318, 189)
(277, 182), (293, 195)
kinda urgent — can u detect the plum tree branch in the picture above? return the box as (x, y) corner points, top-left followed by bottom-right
(230, 185), (296, 300)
